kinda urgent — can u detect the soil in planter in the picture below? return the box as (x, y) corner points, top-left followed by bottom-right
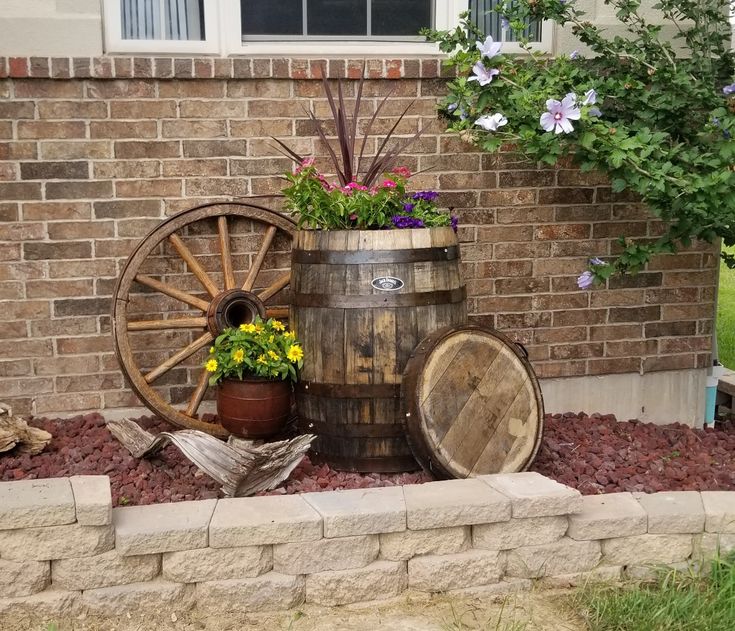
(0, 412), (733, 506)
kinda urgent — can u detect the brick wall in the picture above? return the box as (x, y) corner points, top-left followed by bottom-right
(0, 56), (718, 417)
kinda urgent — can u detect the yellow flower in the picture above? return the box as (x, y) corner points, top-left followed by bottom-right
(254, 324), (264, 333)
(232, 348), (244, 364)
(239, 323), (256, 333)
(268, 350), (280, 361)
(283, 331), (295, 340)
(268, 335), (274, 343)
(205, 358), (218, 372)
(256, 354), (267, 365)
(272, 320), (285, 331)
(286, 345), (303, 363)
(209, 346), (215, 354)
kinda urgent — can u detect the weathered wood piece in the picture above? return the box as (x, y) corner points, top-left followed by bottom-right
(0, 404), (52, 455)
(112, 202), (296, 437)
(105, 418), (314, 497)
(290, 227), (467, 473)
(402, 325), (544, 479)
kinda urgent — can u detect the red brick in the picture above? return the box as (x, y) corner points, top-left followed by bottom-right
(40, 141), (112, 160)
(88, 80), (155, 99)
(46, 181), (113, 200)
(37, 100), (107, 119)
(23, 202), (91, 220)
(643, 354), (696, 372)
(553, 309), (607, 326)
(90, 121), (157, 139)
(535, 361), (587, 378)
(539, 188), (594, 204)
(587, 357), (641, 375)
(18, 121), (86, 139)
(115, 141), (181, 159)
(534, 327), (588, 344)
(644, 321), (696, 337)
(535, 224), (590, 241)
(116, 179), (182, 198)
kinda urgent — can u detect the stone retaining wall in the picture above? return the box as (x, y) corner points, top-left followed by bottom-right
(1, 472), (734, 620)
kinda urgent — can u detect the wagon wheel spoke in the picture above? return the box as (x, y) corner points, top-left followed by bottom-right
(265, 307), (289, 319)
(134, 274), (209, 311)
(258, 272), (291, 303)
(242, 225), (277, 292)
(186, 368), (210, 417)
(127, 317), (208, 331)
(218, 216), (236, 291)
(168, 233), (219, 298)
(144, 332), (213, 384)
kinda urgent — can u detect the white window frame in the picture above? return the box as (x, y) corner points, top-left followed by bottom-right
(102, 0), (221, 54)
(102, 0), (553, 56)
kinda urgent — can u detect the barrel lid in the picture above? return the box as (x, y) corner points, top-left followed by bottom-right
(402, 325), (544, 479)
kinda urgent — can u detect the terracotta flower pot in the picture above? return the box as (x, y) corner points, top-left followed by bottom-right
(216, 377), (292, 439)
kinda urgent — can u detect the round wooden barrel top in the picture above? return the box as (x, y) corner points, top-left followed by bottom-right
(402, 325), (544, 479)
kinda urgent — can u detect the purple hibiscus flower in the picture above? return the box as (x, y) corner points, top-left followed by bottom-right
(589, 257), (605, 266)
(723, 83), (735, 95)
(476, 35), (502, 60)
(582, 89), (597, 105)
(540, 93), (581, 134)
(577, 270), (594, 290)
(468, 61), (500, 87)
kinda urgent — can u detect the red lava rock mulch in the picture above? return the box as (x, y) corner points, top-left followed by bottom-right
(0, 412), (733, 506)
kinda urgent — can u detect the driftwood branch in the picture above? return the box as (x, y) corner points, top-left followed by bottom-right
(0, 403), (52, 455)
(105, 418), (313, 497)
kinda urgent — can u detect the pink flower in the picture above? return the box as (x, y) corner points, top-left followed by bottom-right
(468, 61), (500, 87)
(381, 179), (397, 188)
(301, 157), (315, 167)
(392, 166), (411, 178)
(540, 93), (581, 134)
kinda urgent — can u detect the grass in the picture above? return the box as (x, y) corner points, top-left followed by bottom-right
(717, 245), (735, 369)
(572, 554), (735, 631)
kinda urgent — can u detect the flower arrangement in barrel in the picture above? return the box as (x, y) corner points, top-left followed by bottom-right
(205, 316), (304, 386)
(426, 0), (735, 286)
(276, 64), (458, 232)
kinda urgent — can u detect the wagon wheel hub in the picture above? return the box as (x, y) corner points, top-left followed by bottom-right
(206, 289), (266, 336)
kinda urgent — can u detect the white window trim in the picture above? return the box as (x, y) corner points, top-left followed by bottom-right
(102, 0), (221, 54)
(103, 0), (554, 57)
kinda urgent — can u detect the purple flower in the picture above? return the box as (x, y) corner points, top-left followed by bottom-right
(391, 215), (424, 229)
(501, 17), (510, 30)
(412, 191), (439, 202)
(450, 215), (459, 233)
(468, 61), (500, 87)
(723, 83), (735, 95)
(403, 203), (415, 213)
(475, 113), (508, 132)
(588, 107), (602, 118)
(570, 50), (580, 60)
(577, 270), (594, 290)
(447, 103), (458, 112)
(582, 89), (597, 105)
(476, 36), (502, 60)
(540, 93), (581, 134)
(589, 257), (605, 266)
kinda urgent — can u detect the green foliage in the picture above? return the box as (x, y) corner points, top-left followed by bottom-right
(282, 165), (453, 230)
(718, 245), (735, 368)
(427, 0), (735, 282)
(572, 553), (735, 631)
(205, 316), (303, 386)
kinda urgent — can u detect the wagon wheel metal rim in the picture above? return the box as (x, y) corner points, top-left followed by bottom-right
(112, 202), (296, 437)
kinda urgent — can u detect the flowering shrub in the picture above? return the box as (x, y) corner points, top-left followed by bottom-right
(205, 316), (304, 386)
(282, 162), (454, 230)
(427, 0), (735, 285)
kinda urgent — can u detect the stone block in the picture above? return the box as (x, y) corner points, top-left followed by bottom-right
(473, 516), (568, 550)
(273, 534), (378, 574)
(113, 499), (216, 556)
(306, 560), (407, 606)
(303, 487), (405, 538)
(538, 565), (623, 588)
(0, 524), (113, 561)
(408, 550), (504, 592)
(601, 534), (693, 565)
(697, 533), (735, 559)
(52, 549), (160, 590)
(0, 558), (50, 597)
(701, 491), (735, 533)
(0, 478), (75, 530)
(196, 572), (305, 612)
(0, 589), (80, 618)
(82, 580), (194, 615)
(163, 546), (271, 583)
(380, 526), (469, 561)
(403, 479), (511, 530)
(567, 493), (647, 540)
(70, 475), (112, 526)
(209, 496), (321, 547)
(506, 538), (601, 578)
(624, 561), (697, 582)
(479, 472), (582, 518)
(634, 491), (705, 534)
(449, 578), (532, 599)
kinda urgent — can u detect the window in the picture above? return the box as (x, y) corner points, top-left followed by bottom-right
(241, 0), (433, 40)
(103, 0), (551, 55)
(468, 0), (551, 51)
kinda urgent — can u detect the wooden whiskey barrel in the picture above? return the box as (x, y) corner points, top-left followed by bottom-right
(402, 325), (544, 478)
(290, 227), (467, 472)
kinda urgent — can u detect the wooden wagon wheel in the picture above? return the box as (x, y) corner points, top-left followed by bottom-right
(112, 202), (296, 437)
